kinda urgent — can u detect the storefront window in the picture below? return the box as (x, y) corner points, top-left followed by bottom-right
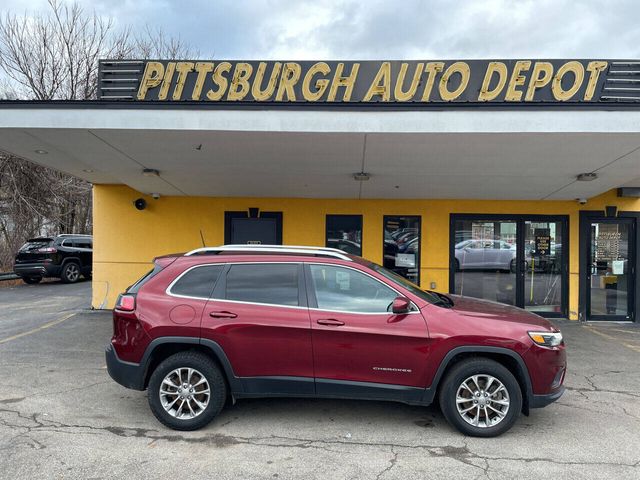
(325, 215), (362, 256)
(383, 216), (421, 284)
(451, 215), (567, 316)
(453, 219), (518, 305)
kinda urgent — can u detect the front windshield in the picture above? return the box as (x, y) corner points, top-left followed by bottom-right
(368, 261), (451, 306)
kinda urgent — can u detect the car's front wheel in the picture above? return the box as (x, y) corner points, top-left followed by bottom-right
(147, 351), (227, 431)
(439, 358), (522, 437)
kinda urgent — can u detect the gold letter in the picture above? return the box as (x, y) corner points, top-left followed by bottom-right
(158, 62), (176, 100)
(276, 62), (301, 101)
(228, 62), (253, 101)
(394, 62), (424, 101)
(421, 62), (444, 101)
(137, 61), (164, 100)
(172, 62), (194, 100)
(206, 62), (231, 101)
(552, 61), (585, 101)
(505, 60), (531, 101)
(191, 62), (214, 100)
(584, 61), (608, 101)
(364, 62), (391, 101)
(439, 62), (470, 101)
(302, 62), (331, 101)
(478, 62), (508, 101)
(252, 62), (281, 101)
(328, 62), (360, 101)
(525, 62), (553, 101)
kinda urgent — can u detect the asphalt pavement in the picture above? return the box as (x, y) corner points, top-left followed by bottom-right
(0, 281), (639, 479)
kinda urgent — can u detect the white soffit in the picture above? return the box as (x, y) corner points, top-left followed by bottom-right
(0, 107), (639, 200)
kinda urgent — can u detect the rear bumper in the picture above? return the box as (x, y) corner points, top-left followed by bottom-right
(105, 343), (146, 391)
(530, 386), (565, 408)
(14, 262), (60, 277)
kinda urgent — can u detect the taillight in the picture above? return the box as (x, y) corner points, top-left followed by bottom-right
(37, 247), (57, 253)
(116, 294), (136, 311)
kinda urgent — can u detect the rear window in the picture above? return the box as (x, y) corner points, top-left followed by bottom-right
(169, 265), (224, 299)
(127, 265), (164, 294)
(19, 239), (53, 252)
(225, 263), (299, 306)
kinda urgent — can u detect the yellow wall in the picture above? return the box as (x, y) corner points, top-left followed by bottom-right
(93, 184), (640, 318)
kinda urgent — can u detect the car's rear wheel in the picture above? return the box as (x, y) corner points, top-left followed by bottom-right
(22, 276), (42, 284)
(439, 358), (522, 437)
(61, 262), (80, 283)
(148, 351), (227, 431)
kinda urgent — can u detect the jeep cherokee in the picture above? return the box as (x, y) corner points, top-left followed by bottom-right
(106, 245), (566, 437)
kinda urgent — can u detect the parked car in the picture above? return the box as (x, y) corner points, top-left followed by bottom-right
(106, 245), (565, 437)
(13, 234), (92, 284)
(454, 239), (516, 271)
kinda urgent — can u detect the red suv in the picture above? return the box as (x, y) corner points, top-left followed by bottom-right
(106, 245), (566, 437)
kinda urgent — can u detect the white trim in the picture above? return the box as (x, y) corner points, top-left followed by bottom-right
(4, 108), (640, 133)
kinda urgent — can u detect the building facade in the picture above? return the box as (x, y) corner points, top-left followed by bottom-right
(1, 58), (639, 321)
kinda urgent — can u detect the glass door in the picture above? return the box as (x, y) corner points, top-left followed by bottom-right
(523, 221), (565, 314)
(452, 218), (518, 306)
(451, 215), (568, 317)
(587, 219), (635, 320)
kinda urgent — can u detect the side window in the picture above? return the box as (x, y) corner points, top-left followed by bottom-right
(309, 264), (398, 313)
(61, 239), (72, 247)
(76, 239), (92, 249)
(225, 264), (299, 306)
(170, 265), (224, 299)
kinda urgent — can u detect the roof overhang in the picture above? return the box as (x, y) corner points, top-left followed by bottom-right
(0, 104), (639, 200)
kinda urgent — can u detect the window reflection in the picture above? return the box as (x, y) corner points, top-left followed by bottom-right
(383, 216), (421, 284)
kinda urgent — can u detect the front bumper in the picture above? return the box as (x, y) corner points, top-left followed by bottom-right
(105, 343), (146, 391)
(530, 385), (565, 408)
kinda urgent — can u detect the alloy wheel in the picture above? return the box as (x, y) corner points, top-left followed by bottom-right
(65, 263), (80, 282)
(159, 368), (211, 420)
(455, 374), (510, 428)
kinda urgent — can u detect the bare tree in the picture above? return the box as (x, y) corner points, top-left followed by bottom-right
(0, 0), (199, 270)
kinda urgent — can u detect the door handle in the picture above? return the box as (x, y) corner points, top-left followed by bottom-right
(209, 311), (237, 319)
(316, 318), (345, 326)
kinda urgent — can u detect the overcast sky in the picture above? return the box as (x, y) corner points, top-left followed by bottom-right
(1, 0), (640, 59)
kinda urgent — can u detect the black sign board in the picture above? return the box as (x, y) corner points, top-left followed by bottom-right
(98, 59), (640, 105)
(534, 229), (551, 256)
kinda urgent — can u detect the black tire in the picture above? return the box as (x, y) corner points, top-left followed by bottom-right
(148, 351), (227, 431)
(439, 358), (522, 437)
(509, 259), (516, 273)
(22, 276), (42, 284)
(60, 262), (81, 283)
(454, 259), (460, 272)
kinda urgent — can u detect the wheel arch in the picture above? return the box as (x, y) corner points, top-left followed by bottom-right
(140, 337), (241, 393)
(425, 346), (533, 415)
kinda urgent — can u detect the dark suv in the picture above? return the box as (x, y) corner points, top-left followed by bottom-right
(106, 245), (566, 437)
(13, 234), (92, 284)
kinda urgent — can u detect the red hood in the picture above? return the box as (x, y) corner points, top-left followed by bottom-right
(448, 295), (557, 331)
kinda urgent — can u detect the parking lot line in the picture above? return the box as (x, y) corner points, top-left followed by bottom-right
(0, 312), (77, 345)
(583, 326), (640, 353)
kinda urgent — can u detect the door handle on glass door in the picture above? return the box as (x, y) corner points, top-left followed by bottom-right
(209, 311), (237, 319)
(316, 318), (345, 326)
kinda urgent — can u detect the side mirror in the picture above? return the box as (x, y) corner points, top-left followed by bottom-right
(392, 296), (411, 314)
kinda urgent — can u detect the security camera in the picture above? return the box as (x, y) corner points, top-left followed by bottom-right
(151, 193), (160, 200)
(134, 198), (147, 210)
(577, 198), (587, 205)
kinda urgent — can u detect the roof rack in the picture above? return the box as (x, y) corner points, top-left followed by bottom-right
(57, 233), (92, 237)
(184, 244), (352, 261)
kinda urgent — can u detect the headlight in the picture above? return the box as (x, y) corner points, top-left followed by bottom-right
(528, 331), (563, 347)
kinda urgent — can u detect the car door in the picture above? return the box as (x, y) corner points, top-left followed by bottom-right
(200, 262), (314, 394)
(306, 263), (431, 393)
